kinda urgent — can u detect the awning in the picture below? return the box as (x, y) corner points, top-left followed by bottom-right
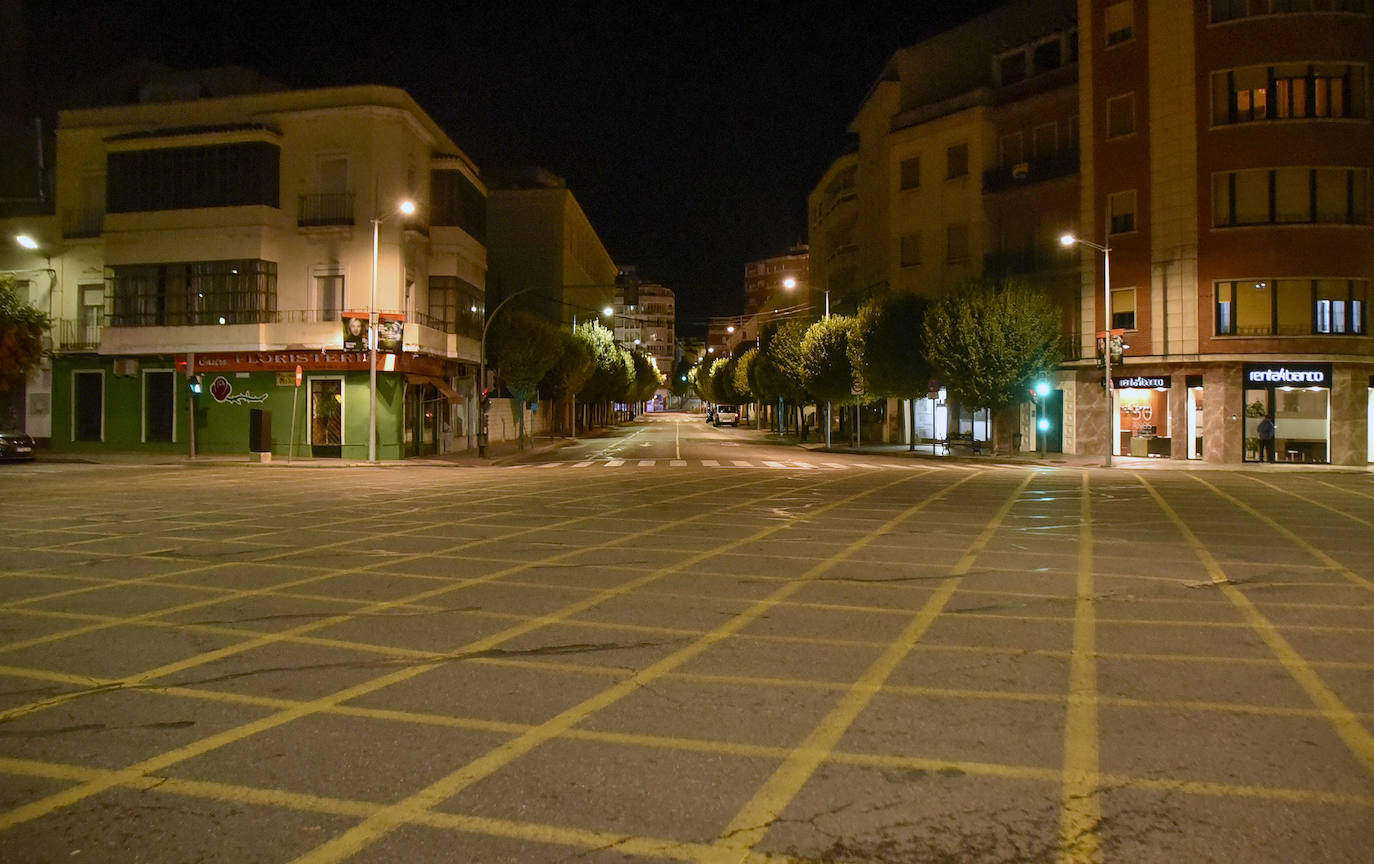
(406, 374), (464, 403)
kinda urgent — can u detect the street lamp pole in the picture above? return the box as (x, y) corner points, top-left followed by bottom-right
(1061, 233), (1113, 468)
(368, 199), (415, 462)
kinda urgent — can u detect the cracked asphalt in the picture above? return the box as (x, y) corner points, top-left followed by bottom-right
(1, 418), (1372, 863)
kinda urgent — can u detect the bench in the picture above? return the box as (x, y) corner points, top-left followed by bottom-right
(938, 433), (982, 455)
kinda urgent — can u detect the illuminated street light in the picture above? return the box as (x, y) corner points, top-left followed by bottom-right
(1061, 232), (1113, 468)
(368, 198), (416, 462)
(15, 234), (38, 250)
(726, 325), (735, 334)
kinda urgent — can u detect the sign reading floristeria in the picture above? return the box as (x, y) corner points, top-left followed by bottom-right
(186, 351), (448, 377)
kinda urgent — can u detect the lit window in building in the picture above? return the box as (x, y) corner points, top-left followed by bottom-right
(1106, 93), (1135, 138)
(1109, 190), (1136, 234)
(1105, 2), (1133, 46)
(1111, 286), (1136, 331)
(1217, 279), (1368, 336)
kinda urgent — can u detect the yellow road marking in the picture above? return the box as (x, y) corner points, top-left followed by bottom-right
(703, 474), (1035, 863)
(284, 470), (977, 864)
(1244, 474), (1374, 531)
(1139, 475), (1374, 778)
(0, 470), (917, 837)
(1187, 474), (1374, 593)
(1058, 472), (1100, 864)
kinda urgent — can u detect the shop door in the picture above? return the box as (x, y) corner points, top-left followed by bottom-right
(74, 371), (103, 442)
(1037, 389), (1063, 453)
(310, 379), (343, 458)
(145, 371), (174, 442)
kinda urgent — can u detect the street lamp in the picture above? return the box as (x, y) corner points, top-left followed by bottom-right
(368, 198), (415, 462)
(15, 234), (38, 250)
(1061, 232), (1113, 468)
(782, 276), (830, 446)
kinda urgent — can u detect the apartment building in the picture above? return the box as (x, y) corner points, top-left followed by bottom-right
(1, 82), (489, 459)
(744, 244), (810, 316)
(612, 280), (676, 381)
(809, 0), (1372, 464)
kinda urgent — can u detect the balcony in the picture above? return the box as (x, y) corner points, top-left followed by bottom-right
(58, 319), (102, 351)
(982, 149), (1079, 195)
(62, 208), (105, 239)
(983, 245), (1078, 279)
(298, 193), (355, 227)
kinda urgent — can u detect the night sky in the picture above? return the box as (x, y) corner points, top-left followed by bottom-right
(27, 1), (1003, 334)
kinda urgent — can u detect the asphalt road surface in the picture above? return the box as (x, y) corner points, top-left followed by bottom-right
(1, 414), (1372, 863)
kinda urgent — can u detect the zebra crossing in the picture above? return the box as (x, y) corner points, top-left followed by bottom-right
(506, 457), (974, 471)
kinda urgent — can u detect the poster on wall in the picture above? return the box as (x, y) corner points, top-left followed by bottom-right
(342, 313), (369, 351)
(377, 313), (404, 353)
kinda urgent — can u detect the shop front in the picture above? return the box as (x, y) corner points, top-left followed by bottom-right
(1113, 375), (1172, 458)
(1241, 362), (1331, 464)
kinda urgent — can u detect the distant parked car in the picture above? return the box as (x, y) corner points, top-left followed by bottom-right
(713, 405), (740, 427)
(0, 429), (36, 462)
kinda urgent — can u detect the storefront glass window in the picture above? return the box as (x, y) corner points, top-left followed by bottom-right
(1118, 387), (1169, 457)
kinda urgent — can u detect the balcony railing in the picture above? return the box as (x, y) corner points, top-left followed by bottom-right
(59, 319), (103, 350)
(983, 245), (1078, 279)
(412, 309), (481, 339)
(61, 208), (104, 238)
(298, 193), (355, 227)
(982, 149), (1080, 195)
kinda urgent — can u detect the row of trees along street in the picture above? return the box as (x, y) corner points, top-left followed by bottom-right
(487, 311), (665, 447)
(691, 278), (1063, 454)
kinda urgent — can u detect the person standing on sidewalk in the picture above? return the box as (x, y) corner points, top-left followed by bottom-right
(1257, 413), (1276, 463)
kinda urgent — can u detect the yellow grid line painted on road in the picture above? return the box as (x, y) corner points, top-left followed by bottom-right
(1185, 474), (1374, 594)
(1139, 474), (1374, 779)
(0, 469), (898, 839)
(702, 473), (1035, 863)
(1244, 474), (1374, 532)
(1058, 472), (1100, 864)
(283, 469), (973, 864)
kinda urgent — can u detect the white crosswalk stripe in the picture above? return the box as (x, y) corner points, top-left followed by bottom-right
(572, 461), (594, 467)
(498, 456), (1017, 472)
(670, 460), (687, 467)
(638, 459), (655, 467)
(701, 459), (720, 467)
(606, 459), (625, 467)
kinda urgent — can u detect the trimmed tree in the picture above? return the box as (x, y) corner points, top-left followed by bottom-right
(539, 328), (595, 435)
(489, 310), (562, 448)
(801, 315), (860, 445)
(754, 319), (809, 434)
(854, 292), (932, 450)
(923, 278), (1063, 453)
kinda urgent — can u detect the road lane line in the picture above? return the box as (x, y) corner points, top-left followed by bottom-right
(283, 469), (958, 864)
(1138, 474), (1374, 778)
(1058, 472), (1101, 864)
(762, 461), (787, 469)
(702, 459), (720, 467)
(638, 460), (655, 467)
(1243, 474), (1374, 532)
(1186, 474), (1374, 594)
(731, 460), (753, 467)
(572, 461), (594, 467)
(704, 471), (1033, 863)
(535, 462), (563, 469)
(822, 462), (848, 469)
(605, 459), (625, 467)
(671, 460), (687, 467)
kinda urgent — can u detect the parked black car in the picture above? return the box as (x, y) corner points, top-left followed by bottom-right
(0, 430), (36, 461)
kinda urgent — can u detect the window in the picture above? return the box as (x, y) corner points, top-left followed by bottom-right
(78, 285), (103, 341)
(1213, 167), (1368, 226)
(947, 143), (969, 179)
(1111, 286), (1136, 331)
(108, 260), (277, 326)
(1270, 0), (1312, 11)
(107, 142), (280, 213)
(428, 276), (483, 338)
(1033, 39), (1062, 72)
(1216, 278), (1367, 336)
(1109, 190), (1137, 234)
(999, 51), (1027, 86)
(1032, 123), (1058, 158)
(1000, 133), (1023, 167)
(946, 224), (969, 262)
(900, 232), (921, 267)
(430, 169), (487, 241)
(1107, 94), (1135, 137)
(1106, 2), (1133, 45)
(314, 271), (343, 321)
(1210, 0), (1250, 21)
(899, 156), (921, 190)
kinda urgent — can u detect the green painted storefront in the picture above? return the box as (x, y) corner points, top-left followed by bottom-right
(50, 355), (411, 460)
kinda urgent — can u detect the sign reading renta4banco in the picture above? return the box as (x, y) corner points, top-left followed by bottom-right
(1243, 363), (1332, 387)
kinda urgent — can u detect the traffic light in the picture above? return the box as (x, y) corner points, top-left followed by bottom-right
(188, 375), (203, 395)
(479, 387), (492, 413)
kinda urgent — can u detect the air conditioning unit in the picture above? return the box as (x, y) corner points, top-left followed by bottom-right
(1011, 162), (1030, 179)
(113, 358), (139, 377)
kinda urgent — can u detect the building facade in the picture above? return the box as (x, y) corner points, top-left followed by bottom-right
(809, 0), (1372, 464)
(613, 280), (676, 382)
(1, 83), (489, 459)
(744, 244), (810, 316)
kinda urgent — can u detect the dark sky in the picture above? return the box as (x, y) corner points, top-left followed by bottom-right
(28, 1), (1003, 333)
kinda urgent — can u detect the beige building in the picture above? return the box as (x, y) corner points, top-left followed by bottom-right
(484, 167), (619, 330)
(613, 280), (675, 379)
(1, 81), (490, 458)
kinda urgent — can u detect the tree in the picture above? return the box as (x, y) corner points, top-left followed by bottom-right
(733, 348), (756, 420)
(630, 350), (663, 406)
(0, 275), (49, 394)
(540, 327), (595, 435)
(670, 356), (695, 406)
(489, 310), (562, 447)
(924, 278), (1063, 452)
(800, 315), (858, 403)
(754, 319), (810, 434)
(709, 357), (744, 405)
(855, 292), (933, 450)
